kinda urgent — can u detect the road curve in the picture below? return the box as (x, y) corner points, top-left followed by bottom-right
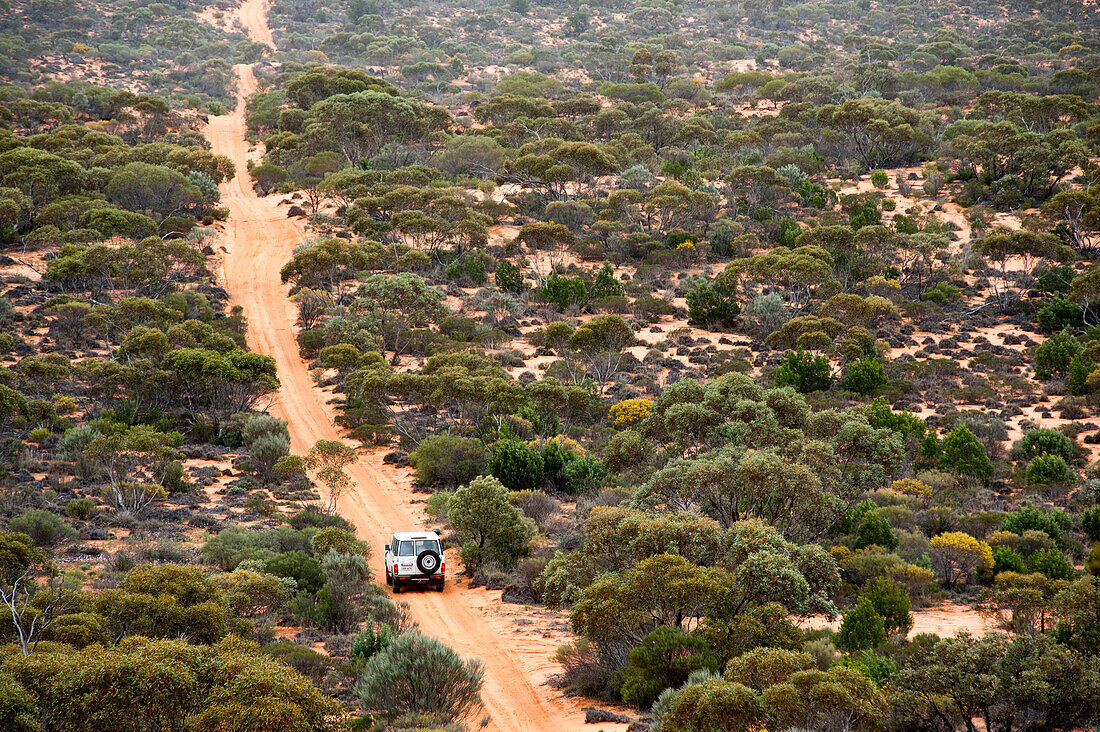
(204, 4), (619, 731)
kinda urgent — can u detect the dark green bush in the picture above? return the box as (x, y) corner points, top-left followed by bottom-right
(834, 596), (886, 651)
(488, 439), (545, 492)
(618, 627), (718, 710)
(842, 357), (887, 396)
(774, 350), (832, 393)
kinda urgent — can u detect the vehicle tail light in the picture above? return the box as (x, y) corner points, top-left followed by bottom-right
(393, 564), (399, 575)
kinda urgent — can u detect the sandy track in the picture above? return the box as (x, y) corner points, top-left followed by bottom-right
(205, 7), (620, 730)
(238, 0), (275, 47)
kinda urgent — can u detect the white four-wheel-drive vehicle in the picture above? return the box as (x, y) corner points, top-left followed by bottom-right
(385, 530), (445, 592)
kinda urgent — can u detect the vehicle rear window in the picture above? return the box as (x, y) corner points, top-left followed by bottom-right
(397, 538), (440, 556)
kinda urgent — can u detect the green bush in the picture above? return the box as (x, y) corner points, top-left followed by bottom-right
(1019, 429), (1074, 462)
(541, 272), (588, 311)
(1000, 504), (1071, 544)
(854, 510), (898, 551)
(448, 475), (533, 571)
(265, 551), (324, 595)
(842, 357), (887, 396)
(686, 281), (739, 329)
(834, 596), (886, 651)
(409, 434), (489, 488)
(1036, 298), (1084, 334)
(1026, 452), (1070, 487)
(774, 350), (832, 393)
(859, 577), (912, 637)
(9, 509), (76, 547)
(992, 545), (1026, 575)
(941, 425), (993, 486)
(488, 439), (545, 492)
(541, 442), (605, 494)
(561, 456), (607, 494)
(1033, 330), (1083, 379)
(355, 631), (484, 724)
(1026, 547), (1075, 580)
(1083, 507), (1100, 543)
(618, 627), (718, 710)
(494, 260), (526, 294)
(350, 624), (397, 663)
(64, 497), (96, 521)
(920, 282), (962, 304)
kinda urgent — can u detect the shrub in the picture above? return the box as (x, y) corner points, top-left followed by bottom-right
(618, 627), (718, 710)
(408, 434), (489, 488)
(842, 357), (887, 396)
(1033, 330), (1083, 379)
(742, 293), (791, 338)
(774, 350), (832, 393)
(9, 509), (76, 547)
(488, 439), (544, 492)
(1000, 504), (1071, 544)
(921, 282), (962, 303)
(1026, 453), (1070, 487)
(542, 272), (588, 310)
(448, 475), (533, 571)
(265, 551), (324, 595)
(312, 527), (368, 558)
(355, 631), (484, 724)
(494, 260), (526, 294)
(241, 415), (291, 480)
(871, 169), (889, 188)
(64, 497), (96, 521)
(854, 510), (898, 551)
(609, 398), (652, 428)
(686, 281), (739, 329)
(561, 456), (606, 494)
(1026, 547), (1075, 580)
(1083, 507), (1100, 543)
(859, 577), (913, 637)
(929, 532), (994, 588)
(1019, 429), (1075, 462)
(835, 596), (886, 651)
(941, 425), (993, 486)
(350, 624), (397, 663)
(992, 545), (1026, 575)
(1037, 298), (1084, 334)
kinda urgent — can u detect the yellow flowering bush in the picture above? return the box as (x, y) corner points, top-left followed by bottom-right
(890, 478), (932, 498)
(929, 531), (993, 588)
(529, 434), (587, 458)
(609, 398), (652, 428)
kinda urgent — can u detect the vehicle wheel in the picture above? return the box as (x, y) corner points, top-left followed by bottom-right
(416, 549), (441, 576)
(433, 578), (445, 592)
(392, 578), (402, 593)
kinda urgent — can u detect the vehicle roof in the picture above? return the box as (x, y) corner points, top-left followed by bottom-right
(392, 531), (440, 540)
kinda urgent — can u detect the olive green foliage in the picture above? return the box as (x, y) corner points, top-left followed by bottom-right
(3, 637), (340, 732)
(409, 433), (489, 488)
(355, 631), (484, 724)
(447, 475), (534, 571)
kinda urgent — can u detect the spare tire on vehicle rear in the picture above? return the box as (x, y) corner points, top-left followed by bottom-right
(416, 549), (441, 575)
